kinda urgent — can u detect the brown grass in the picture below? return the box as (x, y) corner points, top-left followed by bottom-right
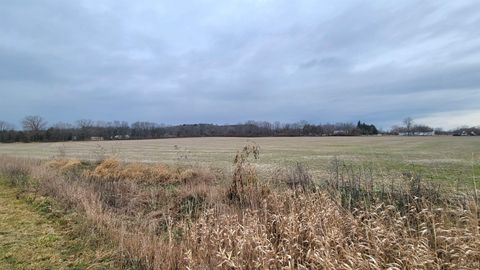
(0, 152), (479, 269)
(47, 159), (83, 172)
(79, 159), (210, 186)
(2, 136), (479, 190)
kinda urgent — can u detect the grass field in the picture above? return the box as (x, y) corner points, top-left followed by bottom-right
(0, 179), (132, 269)
(1, 136), (479, 187)
(1, 137), (479, 269)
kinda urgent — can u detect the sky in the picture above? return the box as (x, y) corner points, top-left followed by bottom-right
(1, 0), (480, 130)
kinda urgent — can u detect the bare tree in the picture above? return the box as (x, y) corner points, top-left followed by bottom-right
(402, 117), (414, 135)
(75, 119), (95, 140)
(53, 122), (74, 129)
(334, 122), (356, 135)
(76, 119), (94, 129)
(22, 115), (47, 131)
(0, 120), (14, 131)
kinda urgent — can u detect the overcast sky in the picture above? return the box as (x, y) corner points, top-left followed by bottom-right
(1, 1), (479, 129)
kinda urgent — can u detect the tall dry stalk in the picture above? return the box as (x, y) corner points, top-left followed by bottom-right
(227, 142), (261, 206)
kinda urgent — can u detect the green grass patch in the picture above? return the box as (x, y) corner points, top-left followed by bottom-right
(0, 178), (138, 270)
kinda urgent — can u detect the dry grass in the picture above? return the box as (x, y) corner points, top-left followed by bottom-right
(1, 136), (479, 189)
(47, 159), (83, 172)
(185, 193), (480, 269)
(1, 151), (479, 269)
(82, 158), (210, 185)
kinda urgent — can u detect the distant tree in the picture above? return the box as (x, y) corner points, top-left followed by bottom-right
(21, 115), (47, 142)
(76, 119), (94, 129)
(334, 122), (356, 135)
(0, 121), (16, 143)
(356, 121), (378, 135)
(52, 122), (74, 129)
(434, 127), (449, 135)
(131, 121), (159, 138)
(0, 120), (15, 132)
(274, 121), (282, 131)
(298, 120), (309, 128)
(390, 125), (402, 135)
(22, 115), (47, 132)
(402, 117), (414, 135)
(75, 119), (95, 139)
(411, 124), (433, 133)
(322, 124), (335, 135)
(1, 117), (396, 143)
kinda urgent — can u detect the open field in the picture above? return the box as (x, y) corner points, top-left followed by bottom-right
(1, 148), (479, 269)
(1, 136), (480, 268)
(1, 136), (479, 187)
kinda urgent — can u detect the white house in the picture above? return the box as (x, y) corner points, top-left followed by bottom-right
(398, 131), (435, 136)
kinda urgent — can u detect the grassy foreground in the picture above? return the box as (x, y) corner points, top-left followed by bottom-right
(0, 179), (135, 270)
(0, 144), (479, 269)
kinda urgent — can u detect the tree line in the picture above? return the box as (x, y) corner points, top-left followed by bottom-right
(2, 115), (477, 143)
(0, 116), (380, 143)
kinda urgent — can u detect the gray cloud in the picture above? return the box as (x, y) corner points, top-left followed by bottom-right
(0, 0), (479, 129)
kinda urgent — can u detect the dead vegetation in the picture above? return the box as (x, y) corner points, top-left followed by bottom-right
(227, 142), (270, 207)
(0, 148), (479, 269)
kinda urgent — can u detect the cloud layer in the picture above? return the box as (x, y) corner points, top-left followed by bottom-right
(1, 0), (479, 129)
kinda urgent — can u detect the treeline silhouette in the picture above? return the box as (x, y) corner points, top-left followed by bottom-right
(0, 117), (380, 143)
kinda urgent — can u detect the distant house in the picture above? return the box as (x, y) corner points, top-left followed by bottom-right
(459, 130), (477, 136)
(398, 131), (435, 136)
(90, 136), (104, 141)
(415, 131), (435, 136)
(333, 130), (347, 136)
(453, 128), (479, 136)
(113, 135), (130, 140)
